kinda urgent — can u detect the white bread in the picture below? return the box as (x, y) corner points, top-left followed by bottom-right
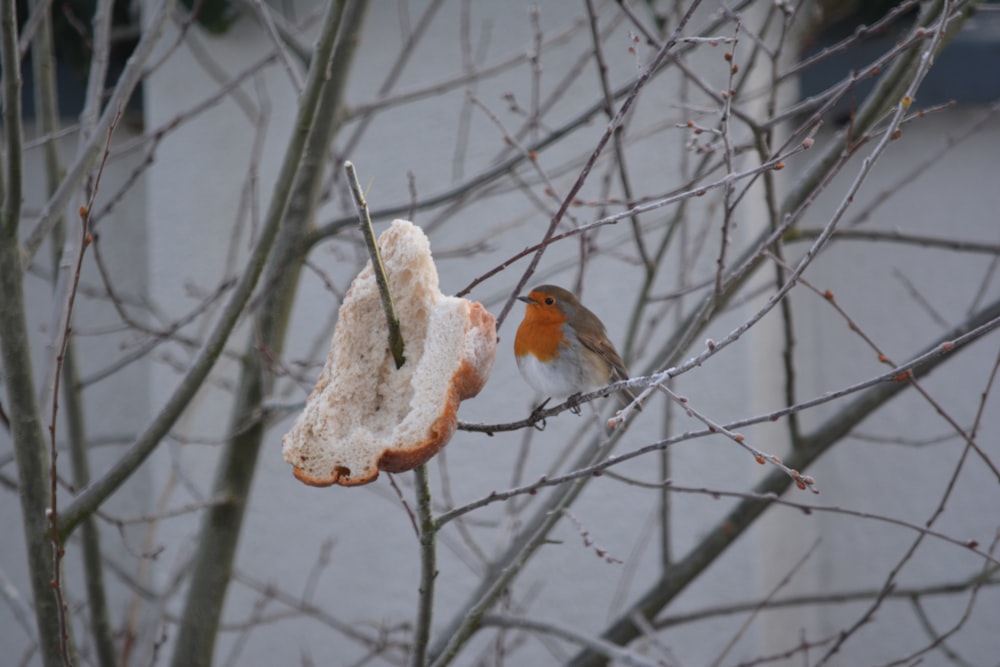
(282, 219), (496, 486)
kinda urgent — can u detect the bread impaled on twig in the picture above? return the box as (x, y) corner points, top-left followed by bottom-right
(282, 219), (496, 486)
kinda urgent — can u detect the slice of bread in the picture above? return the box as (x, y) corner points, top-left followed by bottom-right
(282, 219), (497, 486)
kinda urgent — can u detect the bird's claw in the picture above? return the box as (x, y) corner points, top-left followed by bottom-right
(529, 398), (551, 424)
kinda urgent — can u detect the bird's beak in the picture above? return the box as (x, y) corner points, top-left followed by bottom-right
(518, 295), (533, 304)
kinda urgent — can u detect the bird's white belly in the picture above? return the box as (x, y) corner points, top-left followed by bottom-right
(516, 352), (582, 398)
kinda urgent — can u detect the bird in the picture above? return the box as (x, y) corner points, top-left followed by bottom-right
(513, 284), (638, 413)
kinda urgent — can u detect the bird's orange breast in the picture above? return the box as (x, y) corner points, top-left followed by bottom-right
(514, 306), (568, 362)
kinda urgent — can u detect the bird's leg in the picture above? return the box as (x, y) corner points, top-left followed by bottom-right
(566, 393), (583, 415)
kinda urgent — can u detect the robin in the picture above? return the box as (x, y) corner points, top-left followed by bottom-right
(513, 284), (639, 413)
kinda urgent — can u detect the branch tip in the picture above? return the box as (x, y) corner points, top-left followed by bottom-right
(344, 161), (406, 369)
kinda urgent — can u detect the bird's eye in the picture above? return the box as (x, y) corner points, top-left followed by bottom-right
(544, 297), (555, 305)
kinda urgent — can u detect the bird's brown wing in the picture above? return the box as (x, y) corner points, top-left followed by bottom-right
(575, 319), (639, 407)
(577, 327), (629, 381)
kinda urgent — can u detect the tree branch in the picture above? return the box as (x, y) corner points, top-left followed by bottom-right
(410, 464), (436, 667)
(0, 0), (66, 661)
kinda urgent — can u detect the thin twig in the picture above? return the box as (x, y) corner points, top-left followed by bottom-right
(44, 101), (123, 667)
(656, 383), (818, 492)
(713, 21), (741, 297)
(345, 161), (406, 368)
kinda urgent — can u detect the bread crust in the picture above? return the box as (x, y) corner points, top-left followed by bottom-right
(282, 220), (496, 487)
